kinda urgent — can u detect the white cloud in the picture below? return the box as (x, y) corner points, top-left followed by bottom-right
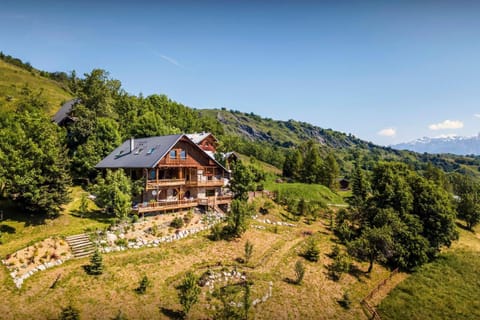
(428, 120), (463, 130)
(159, 54), (184, 68)
(474, 114), (480, 118)
(378, 128), (396, 137)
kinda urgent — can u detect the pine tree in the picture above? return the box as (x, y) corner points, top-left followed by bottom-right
(302, 237), (320, 262)
(87, 249), (103, 275)
(294, 260), (305, 284)
(178, 272), (200, 317)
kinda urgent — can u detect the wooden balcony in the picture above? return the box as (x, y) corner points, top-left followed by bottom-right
(135, 199), (198, 213)
(146, 179), (185, 189)
(133, 195), (233, 213)
(186, 178), (225, 187)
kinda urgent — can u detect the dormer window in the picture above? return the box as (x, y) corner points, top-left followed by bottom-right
(170, 150), (177, 159)
(147, 147), (155, 155)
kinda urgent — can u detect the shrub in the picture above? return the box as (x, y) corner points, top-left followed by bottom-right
(135, 275), (150, 294)
(338, 292), (351, 309)
(183, 211), (194, 224)
(170, 217), (184, 229)
(115, 238), (128, 247)
(85, 249), (103, 275)
(209, 223), (223, 241)
(328, 254), (351, 281)
(294, 260), (305, 284)
(244, 240), (254, 264)
(178, 272), (200, 317)
(59, 305), (80, 320)
(131, 214), (139, 223)
(302, 237), (320, 262)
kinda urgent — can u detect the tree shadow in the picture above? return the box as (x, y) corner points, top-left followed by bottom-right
(0, 224), (16, 234)
(283, 277), (298, 285)
(70, 209), (113, 224)
(0, 200), (50, 226)
(348, 264), (367, 282)
(455, 221), (473, 232)
(159, 307), (183, 320)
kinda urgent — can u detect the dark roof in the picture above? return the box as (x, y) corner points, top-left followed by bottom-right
(52, 98), (81, 124)
(95, 134), (184, 169)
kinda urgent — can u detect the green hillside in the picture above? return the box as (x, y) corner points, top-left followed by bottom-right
(0, 58), (73, 114)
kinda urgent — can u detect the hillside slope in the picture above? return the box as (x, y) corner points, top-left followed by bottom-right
(0, 59), (72, 114)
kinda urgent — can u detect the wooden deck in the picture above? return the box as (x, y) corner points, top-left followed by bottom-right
(135, 195), (233, 213)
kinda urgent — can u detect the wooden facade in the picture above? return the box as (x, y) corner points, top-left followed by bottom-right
(129, 136), (231, 213)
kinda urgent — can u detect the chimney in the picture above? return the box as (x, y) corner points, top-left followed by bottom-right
(130, 137), (135, 152)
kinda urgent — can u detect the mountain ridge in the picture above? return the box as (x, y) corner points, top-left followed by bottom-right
(392, 134), (480, 155)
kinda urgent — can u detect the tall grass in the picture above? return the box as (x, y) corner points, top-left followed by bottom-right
(265, 182), (345, 205)
(0, 60), (72, 114)
(378, 250), (480, 320)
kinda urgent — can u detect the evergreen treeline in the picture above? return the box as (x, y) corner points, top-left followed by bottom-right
(282, 140), (340, 189)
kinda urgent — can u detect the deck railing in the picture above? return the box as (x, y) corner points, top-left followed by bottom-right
(135, 195), (233, 213)
(146, 179), (185, 189)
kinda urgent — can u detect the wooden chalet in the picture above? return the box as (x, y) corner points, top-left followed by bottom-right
(95, 134), (232, 214)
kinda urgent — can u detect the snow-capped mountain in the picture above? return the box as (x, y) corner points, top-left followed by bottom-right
(392, 134), (480, 155)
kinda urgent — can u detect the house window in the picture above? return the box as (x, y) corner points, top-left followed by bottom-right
(147, 147), (155, 155)
(206, 189), (215, 197)
(170, 150), (177, 159)
(180, 149), (187, 159)
(149, 170), (156, 180)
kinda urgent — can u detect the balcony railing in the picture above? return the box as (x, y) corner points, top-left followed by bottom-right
(146, 179), (185, 189)
(135, 199), (198, 213)
(133, 195), (233, 213)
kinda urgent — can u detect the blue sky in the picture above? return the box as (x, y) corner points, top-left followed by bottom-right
(1, 0), (480, 145)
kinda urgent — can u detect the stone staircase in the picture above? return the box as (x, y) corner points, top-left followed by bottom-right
(65, 234), (95, 258)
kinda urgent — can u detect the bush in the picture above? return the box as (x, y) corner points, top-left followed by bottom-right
(170, 217), (184, 229)
(115, 238), (128, 247)
(131, 214), (139, 223)
(294, 260), (305, 284)
(302, 237), (320, 262)
(135, 275), (150, 294)
(244, 240), (254, 264)
(59, 305), (80, 320)
(209, 223), (223, 241)
(338, 292), (351, 309)
(183, 211), (194, 224)
(328, 254), (351, 281)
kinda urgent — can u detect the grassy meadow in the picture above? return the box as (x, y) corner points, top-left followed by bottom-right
(378, 225), (480, 320)
(1, 188), (389, 319)
(0, 59), (72, 114)
(1, 185), (479, 319)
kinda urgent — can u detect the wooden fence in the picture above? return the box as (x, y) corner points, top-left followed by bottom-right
(360, 268), (399, 320)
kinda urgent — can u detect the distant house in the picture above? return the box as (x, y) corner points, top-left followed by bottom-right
(52, 98), (81, 126)
(95, 133), (232, 214)
(186, 132), (218, 158)
(222, 151), (239, 170)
